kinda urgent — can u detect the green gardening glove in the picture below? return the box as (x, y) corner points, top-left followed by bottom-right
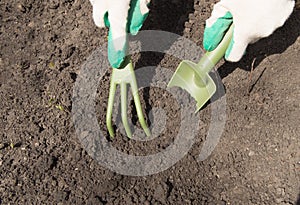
(90, 0), (150, 68)
(203, 0), (295, 62)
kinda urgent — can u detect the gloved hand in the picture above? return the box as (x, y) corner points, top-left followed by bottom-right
(203, 0), (295, 62)
(90, 0), (150, 68)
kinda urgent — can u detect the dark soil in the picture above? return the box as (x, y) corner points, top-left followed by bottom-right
(0, 0), (299, 204)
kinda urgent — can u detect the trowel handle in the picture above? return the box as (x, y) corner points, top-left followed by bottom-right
(198, 24), (234, 73)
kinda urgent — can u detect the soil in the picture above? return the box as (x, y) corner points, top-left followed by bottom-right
(0, 0), (299, 204)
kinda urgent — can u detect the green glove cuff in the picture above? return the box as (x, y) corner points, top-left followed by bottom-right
(128, 0), (150, 35)
(108, 29), (128, 68)
(106, 0), (150, 68)
(203, 12), (233, 51)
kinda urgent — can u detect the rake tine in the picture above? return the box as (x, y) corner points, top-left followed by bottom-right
(130, 80), (151, 137)
(106, 77), (117, 138)
(120, 82), (132, 138)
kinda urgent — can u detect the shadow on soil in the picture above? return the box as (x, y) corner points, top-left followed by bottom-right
(130, 0), (196, 124)
(297, 193), (300, 205)
(136, 0), (195, 66)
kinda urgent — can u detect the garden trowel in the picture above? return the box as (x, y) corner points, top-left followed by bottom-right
(168, 25), (234, 112)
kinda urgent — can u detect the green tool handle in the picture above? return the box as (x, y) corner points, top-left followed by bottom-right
(197, 24), (234, 73)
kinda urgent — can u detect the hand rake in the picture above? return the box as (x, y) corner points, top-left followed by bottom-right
(106, 57), (151, 138)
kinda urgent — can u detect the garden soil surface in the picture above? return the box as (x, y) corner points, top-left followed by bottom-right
(0, 0), (300, 204)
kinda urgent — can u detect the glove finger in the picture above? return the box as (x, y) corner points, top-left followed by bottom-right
(225, 27), (249, 62)
(108, 0), (131, 68)
(92, 0), (108, 28)
(203, 2), (233, 51)
(128, 0), (150, 35)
